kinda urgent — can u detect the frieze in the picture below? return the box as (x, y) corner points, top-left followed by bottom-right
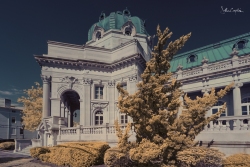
(60, 76), (80, 89)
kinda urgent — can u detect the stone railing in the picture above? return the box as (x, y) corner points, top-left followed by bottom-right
(182, 68), (203, 78)
(177, 55), (250, 79)
(58, 124), (132, 142)
(207, 61), (232, 72)
(203, 115), (250, 131)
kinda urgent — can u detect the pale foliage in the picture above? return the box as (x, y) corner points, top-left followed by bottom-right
(223, 153), (250, 167)
(116, 25), (233, 166)
(177, 147), (224, 167)
(17, 82), (43, 131)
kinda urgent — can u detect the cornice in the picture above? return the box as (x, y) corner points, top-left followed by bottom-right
(35, 53), (146, 72)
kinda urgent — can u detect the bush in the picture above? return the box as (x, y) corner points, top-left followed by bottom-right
(104, 147), (132, 167)
(30, 141), (110, 167)
(177, 147), (224, 167)
(0, 142), (15, 150)
(223, 153), (250, 167)
(30, 147), (50, 158)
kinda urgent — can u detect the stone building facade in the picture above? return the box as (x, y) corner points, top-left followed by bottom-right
(33, 9), (250, 155)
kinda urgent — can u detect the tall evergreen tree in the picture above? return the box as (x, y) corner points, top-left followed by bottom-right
(116, 25), (232, 166)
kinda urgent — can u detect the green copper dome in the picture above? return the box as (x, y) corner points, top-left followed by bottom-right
(88, 8), (148, 41)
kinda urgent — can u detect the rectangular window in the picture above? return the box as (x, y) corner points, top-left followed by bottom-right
(121, 83), (127, 90)
(95, 86), (103, 99)
(242, 106), (248, 115)
(212, 109), (218, 114)
(20, 128), (24, 135)
(11, 117), (16, 123)
(12, 110), (16, 113)
(121, 114), (128, 124)
(12, 128), (16, 135)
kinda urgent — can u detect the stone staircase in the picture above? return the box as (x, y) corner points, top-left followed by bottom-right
(13, 145), (32, 156)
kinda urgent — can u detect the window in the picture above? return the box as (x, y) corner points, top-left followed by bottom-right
(12, 128), (16, 135)
(232, 39), (248, 50)
(96, 31), (101, 40)
(211, 101), (227, 117)
(20, 128), (24, 135)
(187, 54), (197, 63)
(125, 27), (131, 36)
(12, 110), (16, 113)
(11, 117), (16, 123)
(121, 83), (127, 90)
(121, 114), (128, 124)
(241, 97), (250, 115)
(95, 110), (103, 125)
(95, 86), (103, 99)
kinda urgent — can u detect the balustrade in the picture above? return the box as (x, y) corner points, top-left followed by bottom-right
(203, 116), (250, 132)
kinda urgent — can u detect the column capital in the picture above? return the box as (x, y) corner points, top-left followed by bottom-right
(108, 80), (115, 87)
(82, 78), (92, 85)
(233, 82), (243, 88)
(201, 88), (211, 94)
(129, 74), (137, 82)
(41, 75), (51, 83)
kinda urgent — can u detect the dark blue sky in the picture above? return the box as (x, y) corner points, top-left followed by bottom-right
(0, 0), (249, 107)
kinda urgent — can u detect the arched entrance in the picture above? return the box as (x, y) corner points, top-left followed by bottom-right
(61, 90), (80, 127)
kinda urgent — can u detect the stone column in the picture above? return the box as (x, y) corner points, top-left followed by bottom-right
(79, 99), (84, 126)
(41, 75), (51, 118)
(233, 82), (243, 116)
(82, 78), (92, 126)
(108, 80), (115, 124)
(68, 106), (71, 128)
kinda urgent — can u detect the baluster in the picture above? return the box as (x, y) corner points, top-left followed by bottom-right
(218, 120), (223, 131)
(226, 120), (230, 131)
(232, 119), (237, 130)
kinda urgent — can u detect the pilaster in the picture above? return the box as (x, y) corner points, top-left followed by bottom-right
(82, 78), (92, 126)
(108, 80), (115, 124)
(50, 98), (61, 117)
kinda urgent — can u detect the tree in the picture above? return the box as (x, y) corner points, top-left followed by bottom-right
(116, 25), (233, 166)
(18, 82), (43, 131)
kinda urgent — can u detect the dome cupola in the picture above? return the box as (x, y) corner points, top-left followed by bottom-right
(88, 8), (148, 41)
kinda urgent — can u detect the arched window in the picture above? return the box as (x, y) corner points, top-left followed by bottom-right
(232, 39), (248, 50)
(95, 110), (103, 125)
(241, 97), (250, 115)
(96, 31), (101, 40)
(125, 27), (132, 36)
(187, 54), (197, 63)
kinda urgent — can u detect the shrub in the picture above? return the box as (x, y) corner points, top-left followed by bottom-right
(223, 153), (250, 167)
(0, 142), (15, 150)
(176, 147), (224, 167)
(30, 147), (50, 158)
(30, 141), (110, 167)
(104, 147), (132, 167)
